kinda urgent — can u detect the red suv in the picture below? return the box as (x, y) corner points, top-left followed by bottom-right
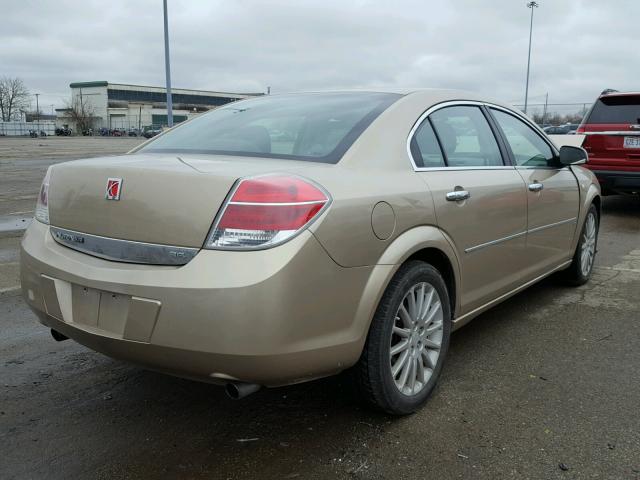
(577, 90), (640, 195)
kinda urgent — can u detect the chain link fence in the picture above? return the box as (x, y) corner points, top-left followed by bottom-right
(0, 121), (56, 136)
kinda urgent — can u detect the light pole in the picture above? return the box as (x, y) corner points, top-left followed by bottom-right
(163, 0), (173, 128)
(524, 1), (539, 115)
(34, 93), (40, 130)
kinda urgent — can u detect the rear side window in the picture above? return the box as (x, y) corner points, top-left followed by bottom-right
(140, 92), (400, 163)
(429, 106), (503, 167)
(586, 95), (640, 124)
(410, 120), (446, 168)
(491, 109), (555, 167)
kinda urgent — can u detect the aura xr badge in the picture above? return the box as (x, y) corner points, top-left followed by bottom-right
(106, 178), (123, 200)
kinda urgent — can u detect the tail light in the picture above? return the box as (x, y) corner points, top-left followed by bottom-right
(206, 175), (330, 249)
(34, 168), (51, 224)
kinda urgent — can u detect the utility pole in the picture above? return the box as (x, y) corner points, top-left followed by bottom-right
(524, 1), (539, 115)
(163, 0), (174, 127)
(542, 92), (548, 125)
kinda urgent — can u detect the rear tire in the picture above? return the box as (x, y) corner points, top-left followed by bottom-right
(562, 204), (599, 286)
(354, 261), (451, 415)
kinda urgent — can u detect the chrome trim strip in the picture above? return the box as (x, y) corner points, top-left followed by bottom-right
(414, 166), (514, 172)
(50, 227), (199, 266)
(228, 200), (326, 206)
(527, 217), (577, 234)
(406, 100), (558, 172)
(582, 131), (640, 136)
(464, 231), (527, 253)
(464, 217), (578, 253)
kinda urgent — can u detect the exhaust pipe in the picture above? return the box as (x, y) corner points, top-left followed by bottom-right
(225, 382), (261, 400)
(50, 329), (69, 342)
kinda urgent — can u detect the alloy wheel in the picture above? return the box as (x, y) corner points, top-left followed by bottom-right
(580, 211), (597, 276)
(389, 282), (444, 396)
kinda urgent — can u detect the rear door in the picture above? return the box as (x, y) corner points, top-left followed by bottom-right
(411, 104), (528, 314)
(489, 108), (580, 277)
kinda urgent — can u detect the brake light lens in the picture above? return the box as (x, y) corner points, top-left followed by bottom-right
(34, 168), (51, 224)
(206, 175), (330, 249)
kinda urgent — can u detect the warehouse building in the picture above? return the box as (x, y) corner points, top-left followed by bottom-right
(56, 81), (262, 133)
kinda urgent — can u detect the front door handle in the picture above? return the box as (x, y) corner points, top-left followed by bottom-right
(528, 182), (544, 192)
(446, 190), (471, 202)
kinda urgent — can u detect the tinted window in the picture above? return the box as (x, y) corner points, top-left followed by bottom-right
(491, 109), (555, 167)
(586, 95), (640, 124)
(140, 92), (400, 163)
(430, 106), (503, 167)
(411, 120), (445, 168)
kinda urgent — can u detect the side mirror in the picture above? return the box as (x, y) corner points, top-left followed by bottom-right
(558, 145), (588, 166)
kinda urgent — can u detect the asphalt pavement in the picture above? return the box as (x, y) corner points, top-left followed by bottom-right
(0, 137), (639, 479)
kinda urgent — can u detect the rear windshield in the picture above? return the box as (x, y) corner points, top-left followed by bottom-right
(586, 95), (640, 124)
(140, 92), (400, 163)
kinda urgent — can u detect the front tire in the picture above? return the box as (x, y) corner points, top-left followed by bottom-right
(562, 204), (599, 286)
(354, 261), (451, 415)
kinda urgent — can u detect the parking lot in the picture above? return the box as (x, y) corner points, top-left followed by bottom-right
(1, 137), (639, 479)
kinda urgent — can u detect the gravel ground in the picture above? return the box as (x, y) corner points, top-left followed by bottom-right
(0, 138), (639, 479)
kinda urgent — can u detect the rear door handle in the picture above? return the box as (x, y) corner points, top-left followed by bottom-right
(446, 190), (470, 201)
(528, 182), (544, 192)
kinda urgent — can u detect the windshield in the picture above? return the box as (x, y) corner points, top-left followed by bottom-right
(140, 92), (400, 163)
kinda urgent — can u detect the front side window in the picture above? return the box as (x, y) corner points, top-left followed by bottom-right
(429, 106), (503, 167)
(139, 92), (400, 163)
(491, 109), (555, 167)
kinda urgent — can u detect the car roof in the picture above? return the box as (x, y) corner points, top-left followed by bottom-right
(600, 91), (640, 98)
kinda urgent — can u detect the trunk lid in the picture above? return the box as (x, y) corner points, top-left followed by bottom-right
(48, 153), (334, 248)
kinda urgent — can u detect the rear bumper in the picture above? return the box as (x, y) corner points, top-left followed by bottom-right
(588, 169), (640, 194)
(21, 220), (382, 386)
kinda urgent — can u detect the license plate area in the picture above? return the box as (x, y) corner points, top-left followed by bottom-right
(623, 136), (640, 148)
(41, 275), (161, 342)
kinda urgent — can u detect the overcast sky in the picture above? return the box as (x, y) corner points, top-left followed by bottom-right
(1, 0), (637, 113)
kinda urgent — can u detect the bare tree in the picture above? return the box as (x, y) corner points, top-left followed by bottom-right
(0, 77), (30, 121)
(64, 94), (96, 133)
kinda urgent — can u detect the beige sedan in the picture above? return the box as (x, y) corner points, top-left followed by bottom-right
(21, 90), (600, 414)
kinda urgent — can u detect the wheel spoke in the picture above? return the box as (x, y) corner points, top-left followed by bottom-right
(416, 284), (425, 323)
(407, 288), (417, 321)
(408, 357), (417, 393)
(398, 305), (412, 328)
(391, 350), (409, 377)
(421, 349), (435, 369)
(417, 354), (426, 382)
(393, 326), (410, 337)
(423, 301), (442, 326)
(397, 354), (412, 390)
(425, 320), (443, 335)
(390, 339), (410, 356)
(423, 338), (441, 350)
(420, 287), (435, 322)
